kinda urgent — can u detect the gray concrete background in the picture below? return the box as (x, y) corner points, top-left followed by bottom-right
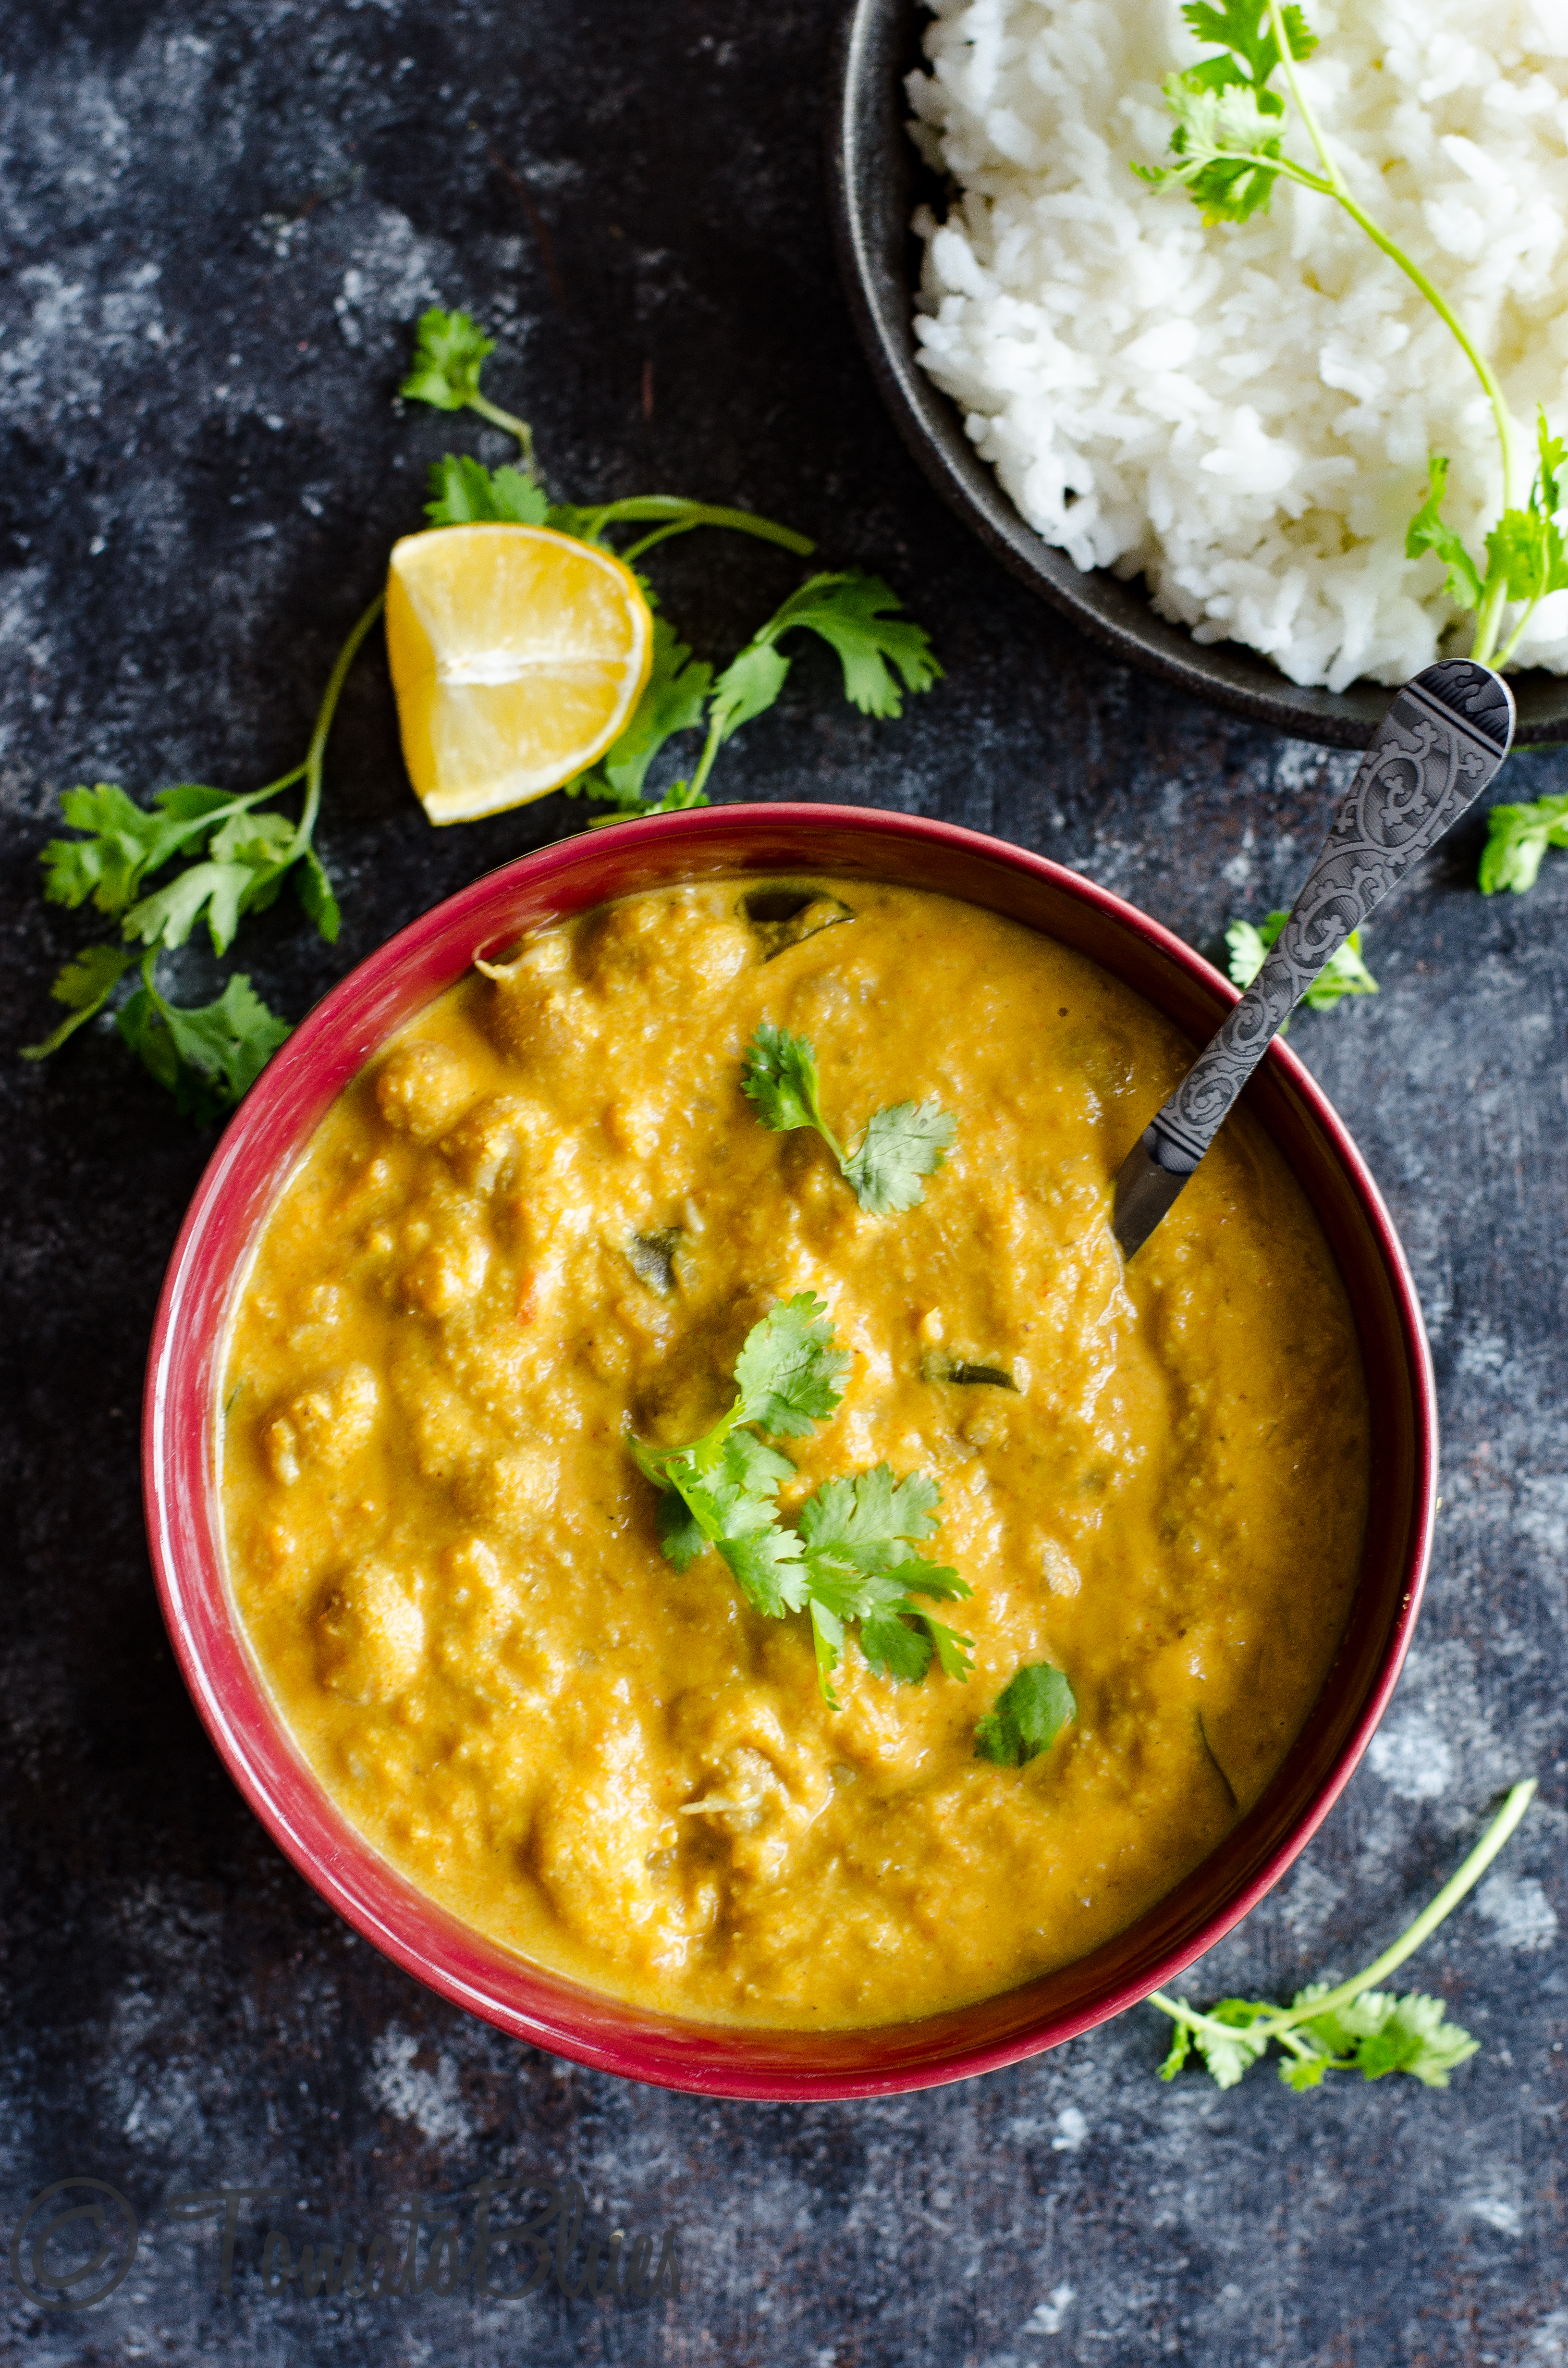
(2, 2), (1566, 2361)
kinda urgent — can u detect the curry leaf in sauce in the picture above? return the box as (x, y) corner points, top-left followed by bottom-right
(741, 1022), (956, 1215)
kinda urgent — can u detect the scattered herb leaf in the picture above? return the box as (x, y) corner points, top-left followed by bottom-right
(114, 959), (292, 1125)
(796, 1466), (974, 1702)
(20, 943), (139, 1061)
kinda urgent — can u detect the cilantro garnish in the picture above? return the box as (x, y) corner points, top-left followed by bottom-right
(114, 959), (291, 1124)
(19, 942), (139, 1061)
(741, 1022), (956, 1215)
(24, 589), (378, 1118)
(1224, 911), (1377, 1023)
(631, 1299), (972, 1703)
(23, 945), (292, 1122)
(423, 451), (550, 527)
(401, 306), (536, 466)
(974, 1663), (1076, 1766)
(1478, 793), (1568, 895)
(1152, 1778), (1536, 2093)
(796, 1467), (974, 1700)
(1137, 5), (1558, 675)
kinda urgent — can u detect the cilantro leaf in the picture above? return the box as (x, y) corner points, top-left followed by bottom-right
(974, 1662), (1077, 1766)
(1182, 0), (1317, 83)
(842, 1099), (956, 1216)
(20, 943), (138, 1060)
(423, 453), (549, 528)
(754, 572), (942, 722)
(696, 570), (941, 781)
(1538, 407), (1567, 520)
(39, 781), (236, 916)
(741, 1024), (956, 1215)
(400, 306), (535, 464)
(401, 307), (496, 412)
(731, 1293), (851, 1441)
(1405, 456), (1487, 609)
(1478, 794), (1568, 895)
(565, 614), (713, 810)
(771, 572), (942, 718)
(709, 642), (793, 745)
(796, 1464), (972, 1699)
(1480, 414), (1568, 609)
(116, 964), (290, 1124)
(1287, 1984), (1479, 2086)
(294, 845), (342, 942)
(741, 1021), (832, 1137)
(1137, 0), (1320, 225)
(1188, 2001), (1274, 2088)
(1157, 2020), (1194, 2082)
(1144, 75), (1288, 224)
(1225, 910), (1377, 1020)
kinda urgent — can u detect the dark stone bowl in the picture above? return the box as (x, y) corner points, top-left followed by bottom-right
(827, 0), (1568, 750)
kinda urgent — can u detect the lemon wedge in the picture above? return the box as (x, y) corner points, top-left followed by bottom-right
(385, 522), (654, 824)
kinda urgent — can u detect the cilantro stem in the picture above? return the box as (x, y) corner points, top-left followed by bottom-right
(578, 498), (816, 561)
(685, 710), (729, 805)
(1262, 0), (1344, 196)
(1259, 0), (1519, 654)
(465, 388), (536, 468)
(1270, 1777), (1537, 2032)
(1150, 1776), (1536, 2044)
(291, 591), (387, 859)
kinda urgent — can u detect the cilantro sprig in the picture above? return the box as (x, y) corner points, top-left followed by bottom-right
(742, 1023), (956, 1215)
(1153, 1778), (1536, 2093)
(400, 308), (537, 466)
(1224, 910), (1378, 1023)
(630, 1296), (973, 1703)
(1137, 3), (1554, 673)
(23, 589), (381, 1115)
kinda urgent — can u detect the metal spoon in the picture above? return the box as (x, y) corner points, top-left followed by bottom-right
(1111, 657), (1517, 1261)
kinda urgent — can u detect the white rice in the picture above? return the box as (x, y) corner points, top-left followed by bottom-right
(906, 0), (1568, 689)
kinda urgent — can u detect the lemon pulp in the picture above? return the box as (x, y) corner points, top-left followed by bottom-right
(386, 523), (653, 824)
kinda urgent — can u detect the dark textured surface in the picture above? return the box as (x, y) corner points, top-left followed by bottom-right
(3, 4), (1568, 2362)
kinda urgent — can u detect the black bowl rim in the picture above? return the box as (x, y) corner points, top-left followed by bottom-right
(827, 0), (1568, 751)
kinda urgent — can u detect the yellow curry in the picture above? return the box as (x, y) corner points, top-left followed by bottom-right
(220, 877), (1368, 2028)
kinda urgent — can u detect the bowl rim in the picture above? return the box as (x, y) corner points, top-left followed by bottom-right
(144, 801), (1437, 2100)
(826, 0), (1568, 751)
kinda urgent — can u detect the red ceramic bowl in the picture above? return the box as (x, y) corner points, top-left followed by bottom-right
(145, 803), (1435, 2099)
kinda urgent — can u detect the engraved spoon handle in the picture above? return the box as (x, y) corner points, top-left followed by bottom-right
(1111, 657), (1517, 1261)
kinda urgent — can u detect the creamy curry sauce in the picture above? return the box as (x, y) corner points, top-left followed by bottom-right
(220, 877), (1369, 2028)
